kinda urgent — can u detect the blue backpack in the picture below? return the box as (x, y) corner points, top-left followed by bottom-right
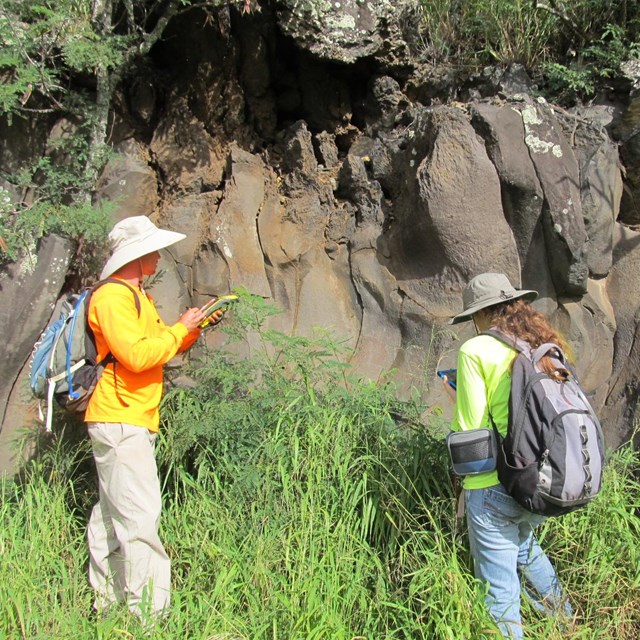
(29, 278), (140, 431)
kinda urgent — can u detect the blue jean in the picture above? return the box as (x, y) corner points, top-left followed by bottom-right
(465, 484), (572, 639)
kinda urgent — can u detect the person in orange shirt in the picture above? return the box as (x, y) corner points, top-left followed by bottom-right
(85, 215), (221, 621)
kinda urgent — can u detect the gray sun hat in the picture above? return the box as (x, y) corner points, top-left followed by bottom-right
(100, 216), (186, 279)
(449, 272), (538, 325)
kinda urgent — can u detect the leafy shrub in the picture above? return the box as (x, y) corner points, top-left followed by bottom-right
(542, 62), (595, 104)
(542, 22), (640, 104)
(417, 0), (640, 104)
(160, 291), (451, 553)
(0, 119), (113, 274)
(3, 294), (640, 637)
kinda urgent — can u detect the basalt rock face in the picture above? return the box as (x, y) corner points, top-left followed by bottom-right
(0, 235), (74, 472)
(0, 2), (638, 471)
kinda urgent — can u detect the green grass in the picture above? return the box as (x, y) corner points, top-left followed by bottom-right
(2, 428), (639, 639)
(415, 0), (640, 105)
(2, 298), (639, 639)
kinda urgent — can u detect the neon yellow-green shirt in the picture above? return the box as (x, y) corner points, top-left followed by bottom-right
(451, 333), (516, 489)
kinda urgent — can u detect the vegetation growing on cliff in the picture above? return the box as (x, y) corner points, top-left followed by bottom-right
(0, 0), (639, 270)
(0, 0), (255, 272)
(417, 0), (640, 102)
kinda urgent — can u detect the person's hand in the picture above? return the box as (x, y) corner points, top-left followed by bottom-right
(441, 375), (457, 403)
(178, 307), (207, 332)
(199, 299), (225, 328)
(202, 309), (224, 327)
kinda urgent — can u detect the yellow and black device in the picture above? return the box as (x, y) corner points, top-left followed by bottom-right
(199, 294), (239, 328)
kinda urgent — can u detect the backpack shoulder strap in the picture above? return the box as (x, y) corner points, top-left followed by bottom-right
(88, 277), (142, 317)
(531, 342), (567, 365)
(83, 277), (141, 409)
(83, 276), (142, 357)
(480, 328), (530, 355)
(483, 329), (574, 378)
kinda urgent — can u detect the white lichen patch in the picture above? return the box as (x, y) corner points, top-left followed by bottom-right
(521, 105), (543, 126)
(51, 256), (67, 273)
(524, 132), (563, 157)
(520, 105), (563, 157)
(327, 13), (357, 30)
(215, 225), (233, 259)
(41, 257), (67, 285)
(561, 198), (574, 215)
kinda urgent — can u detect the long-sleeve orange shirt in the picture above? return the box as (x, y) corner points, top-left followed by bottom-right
(84, 278), (199, 431)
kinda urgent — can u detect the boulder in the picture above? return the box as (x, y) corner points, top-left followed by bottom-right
(471, 101), (554, 303)
(204, 145), (271, 298)
(601, 223), (640, 447)
(275, 0), (414, 65)
(519, 99), (588, 296)
(385, 106), (520, 319)
(0, 235), (73, 472)
(566, 118), (622, 278)
(95, 140), (159, 220)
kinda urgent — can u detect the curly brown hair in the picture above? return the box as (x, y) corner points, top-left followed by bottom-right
(485, 299), (570, 376)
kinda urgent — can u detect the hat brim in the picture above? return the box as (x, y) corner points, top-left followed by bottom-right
(100, 228), (186, 279)
(449, 289), (538, 325)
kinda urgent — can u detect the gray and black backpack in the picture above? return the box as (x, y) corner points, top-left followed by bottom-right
(484, 329), (605, 517)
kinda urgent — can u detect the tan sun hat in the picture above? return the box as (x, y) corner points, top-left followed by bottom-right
(449, 272), (537, 325)
(100, 216), (186, 279)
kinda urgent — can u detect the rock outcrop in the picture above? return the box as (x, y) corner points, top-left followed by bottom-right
(1, 2), (638, 473)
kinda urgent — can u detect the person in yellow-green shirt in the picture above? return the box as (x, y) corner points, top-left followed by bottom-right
(85, 215), (222, 621)
(447, 273), (572, 639)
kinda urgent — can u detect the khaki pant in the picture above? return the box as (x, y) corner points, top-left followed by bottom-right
(87, 422), (170, 617)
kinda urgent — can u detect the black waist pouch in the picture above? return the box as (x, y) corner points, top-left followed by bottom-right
(446, 428), (497, 476)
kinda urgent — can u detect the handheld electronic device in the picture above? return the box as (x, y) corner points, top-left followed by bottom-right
(199, 294), (239, 328)
(437, 368), (457, 390)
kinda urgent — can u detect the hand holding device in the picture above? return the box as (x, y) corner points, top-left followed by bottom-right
(437, 368), (457, 390)
(179, 307), (208, 332)
(199, 294), (239, 328)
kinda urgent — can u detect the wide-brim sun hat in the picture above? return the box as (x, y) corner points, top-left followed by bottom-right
(100, 215), (186, 279)
(449, 272), (538, 325)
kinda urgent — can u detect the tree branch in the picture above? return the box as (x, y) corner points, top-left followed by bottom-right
(137, 0), (182, 57)
(122, 0), (136, 32)
(534, 0), (586, 44)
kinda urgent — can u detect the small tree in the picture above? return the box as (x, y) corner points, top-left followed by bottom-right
(0, 0), (256, 271)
